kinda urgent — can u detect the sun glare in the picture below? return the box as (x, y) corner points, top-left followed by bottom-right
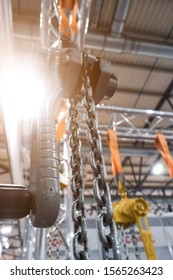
(0, 63), (46, 121)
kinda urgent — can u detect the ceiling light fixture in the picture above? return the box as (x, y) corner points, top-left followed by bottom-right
(152, 162), (164, 175)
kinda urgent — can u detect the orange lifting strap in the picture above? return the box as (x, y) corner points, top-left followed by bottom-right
(107, 129), (123, 176)
(155, 133), (173, 178)
(56, 98), (67, 140)
(59, 0), (78, 39)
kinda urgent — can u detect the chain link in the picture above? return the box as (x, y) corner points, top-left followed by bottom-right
(69, 97), (89, 260)
(130, 224), (141, 260)
(55, 218), (60, 260)
(47, 218), (60, 260)
(48, 227), (52, 260)
(81, 73), (120, 260)
(117, 225), (129, 260)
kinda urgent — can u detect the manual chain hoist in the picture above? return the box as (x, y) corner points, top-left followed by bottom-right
(0, 47), (120, 260)
(58, 46), (120, 259)
(0, 0), (120, 260)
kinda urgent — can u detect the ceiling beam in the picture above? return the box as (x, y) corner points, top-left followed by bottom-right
(85, 33), (173, 59)
(12, 13), (173, 60)
(144, 79), (173, 128)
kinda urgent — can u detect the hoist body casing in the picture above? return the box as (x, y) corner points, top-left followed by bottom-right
(60, 48), (83, 100)
(113, 197), (148, 228)
(85, 55), (117, 104)
(113, 197), (157, 260)
(59, 48), (117, 104)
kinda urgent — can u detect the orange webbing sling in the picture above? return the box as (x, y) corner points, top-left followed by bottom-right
(56, 98), (67, 141)
(59, 0), (78, 39)
(155, 133), (173, 178)
(107, 129), (123, 176)
(107, 129), (127, 198)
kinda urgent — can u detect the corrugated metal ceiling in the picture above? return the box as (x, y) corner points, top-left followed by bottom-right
(125, 0), (173, 39)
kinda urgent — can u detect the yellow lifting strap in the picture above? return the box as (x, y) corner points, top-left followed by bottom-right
(59, 0), (78, 39)
(107, 129), (157, 260)
(155, 133), (173, 178)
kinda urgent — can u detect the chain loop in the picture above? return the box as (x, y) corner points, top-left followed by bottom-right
(130, 224), (141, 260)
(55, 218), (60, 260)
(81, 73), (120, 260)
(117, 225), (129, 260)
(69, 97), (89, 260)
(48, 227), (52, 260)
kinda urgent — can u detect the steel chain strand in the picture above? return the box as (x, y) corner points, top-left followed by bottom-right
(117, 225), (129, 260)
(81, 73), (120, 260)
(69, 97), (89, 260)
(130, 224), (141, 260)
(48, 226), (52, 260)
(55, 217), (60, 260)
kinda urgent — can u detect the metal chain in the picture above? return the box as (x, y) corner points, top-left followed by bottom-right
(81, 73), (120, 260)
(48, 218), (60, 260)
(48, 227), (52, 260)
(47, 219), (60, 260)
(117, 225), (129, 260)
(55, 218), (60, 260)
(130, 224), (141, 260)
(69, 97), (89, 260)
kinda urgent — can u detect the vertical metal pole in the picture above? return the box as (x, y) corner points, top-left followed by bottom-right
(0, 0), (13, 56)
(20, 217), (37, 260)
(34, 228), (47, 260)
(0, 0), (24, 184)
(77, 0), (92, 50)
(40, 0), (52, 49)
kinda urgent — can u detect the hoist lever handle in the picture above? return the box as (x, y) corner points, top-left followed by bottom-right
(30, 118), (60, 228)
(0, 184), (32, 219)
(136, 216), (157, 260)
